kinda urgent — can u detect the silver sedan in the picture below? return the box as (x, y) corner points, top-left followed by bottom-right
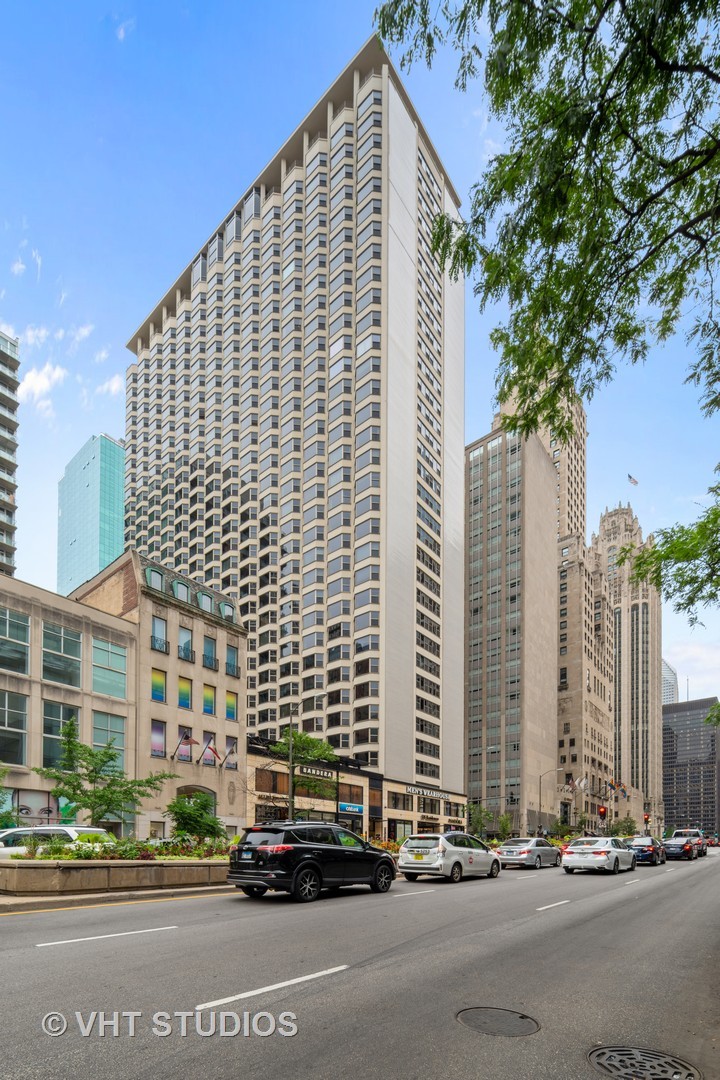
(496, 837), (562, 869)
(562, 836), (637, 874)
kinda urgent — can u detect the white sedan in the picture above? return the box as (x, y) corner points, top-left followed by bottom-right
(562, 836), (637, 874)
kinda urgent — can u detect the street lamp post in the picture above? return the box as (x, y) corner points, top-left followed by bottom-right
(538, 768), (565, 835)
(286, 693), (325, 822)
(286, 704), (300, 821)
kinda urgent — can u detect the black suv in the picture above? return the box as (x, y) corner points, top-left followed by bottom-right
(228, 821), (396, 902)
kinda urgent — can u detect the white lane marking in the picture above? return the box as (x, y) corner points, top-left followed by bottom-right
(36, 925), (178, 948)
(196, 965), (348, 1011)
(536, 900), (570, 912)
(394, 889), (436, 897)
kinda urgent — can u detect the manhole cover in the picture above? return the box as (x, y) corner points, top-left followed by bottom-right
(457, 1007), (540, 1037)
(588, 1046), (702, 1079)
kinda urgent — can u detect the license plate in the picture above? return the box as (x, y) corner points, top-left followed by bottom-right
(241, 851), (253, 860)
(413, 854), (424, 860)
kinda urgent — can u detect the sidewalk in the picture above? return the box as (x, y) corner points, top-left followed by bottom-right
(0, 883), (237, 914)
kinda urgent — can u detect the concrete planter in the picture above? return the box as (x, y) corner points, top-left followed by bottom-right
(0, 859), (229, 896)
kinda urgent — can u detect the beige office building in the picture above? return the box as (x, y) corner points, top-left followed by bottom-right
(539, 405), (615, 830)
(465, 416), (558, 834)
(0, 552), (246, 837)
(590, 506), (663, 830)
(124, 37), (466, 801)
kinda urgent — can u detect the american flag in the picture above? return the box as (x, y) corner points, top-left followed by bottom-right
(628, 474), (638, 486)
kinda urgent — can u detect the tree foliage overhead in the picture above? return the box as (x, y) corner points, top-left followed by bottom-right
(377, 1), (720, 711)
(377, 0), (720, 440)
(33, 717), (177, 827)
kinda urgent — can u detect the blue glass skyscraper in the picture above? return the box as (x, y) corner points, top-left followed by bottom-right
(57, 434), (125, 595)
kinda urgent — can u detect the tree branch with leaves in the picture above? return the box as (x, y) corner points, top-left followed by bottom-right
(33, 717), (177, 827)
(377, 0), (720, 696)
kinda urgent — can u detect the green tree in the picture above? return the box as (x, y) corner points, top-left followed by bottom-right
(496, 812), (513, 840)
(270, 729), (338, 805)
(163, 791), (225, 840)
(467, 801), (494, 837)
(377, 0), (720, 656)
(0, 764), (19, 829)
(611, 815), (639, 836)
(33, 717), (177, 827)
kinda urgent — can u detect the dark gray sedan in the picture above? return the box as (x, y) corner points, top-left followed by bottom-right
(496, 837), (562, 869)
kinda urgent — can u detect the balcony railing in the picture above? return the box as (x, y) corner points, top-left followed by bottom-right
(151, 636), (169, 654)
(178, 645), (195, 663)
(225, 661), (239, 678)
(202, 654), (219, 671)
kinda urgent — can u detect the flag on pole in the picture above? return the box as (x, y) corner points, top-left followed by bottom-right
(170, 730), (200, 760)
(628, 474), (638, 485)
(578, 776), (588, 791)
(568, 777), (577, 792)
(607, 779), (617, 793)
(198, 735), (222, 764)
(220, 739), (238, 767)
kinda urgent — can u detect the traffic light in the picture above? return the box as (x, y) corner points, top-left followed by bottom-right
(598, 806), (607, 820)
(644, 813), (650, 825)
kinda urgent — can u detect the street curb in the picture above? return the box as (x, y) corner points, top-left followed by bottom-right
(0, 884), (238, 914)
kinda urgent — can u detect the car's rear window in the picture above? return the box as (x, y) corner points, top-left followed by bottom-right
(501, 838), (532, 846)
(568, 838), (601, 847)
(240, 829), (284, 846)
(405, 836), (441, 848)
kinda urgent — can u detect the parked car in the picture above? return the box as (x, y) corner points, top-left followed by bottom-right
(0, 825), (116, 856)
(626, 835), (666, 866)
(496, 837), (562, 869)
(562, 836), (637, 874)
(670, 829), (708, 857)
(227, 821), (396, 902)
(397, 832), (500, 882)
(663, 835), (698, 860)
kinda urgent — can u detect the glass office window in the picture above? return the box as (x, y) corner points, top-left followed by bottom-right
(0, 690), (27, 765)
(92, 639), (127, 698)
(0, 607), (29, 675)
(42, 701), (78, 767)
(42, 623), (81, 687)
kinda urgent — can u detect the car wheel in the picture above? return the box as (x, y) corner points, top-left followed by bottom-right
(487, 860), (500, 879)
(370, 863), (393, 893)
(533, 856), (542, 870)
(292, 866), (321, 903)
(630, 857), (637, 872)
(555, 853), (562, 867)
(403, 872), (419, 882)
(448, 862), (463, 884)
(564, 867), (574, 874)
(240, 886), (267, 898)
(651, 854), (658, 867)
(611, 859), (620, 875)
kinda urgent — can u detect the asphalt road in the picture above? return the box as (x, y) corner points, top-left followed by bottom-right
(2, 852), (719, 1080)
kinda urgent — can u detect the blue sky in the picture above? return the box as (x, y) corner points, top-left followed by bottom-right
(1, 1), (718, 698)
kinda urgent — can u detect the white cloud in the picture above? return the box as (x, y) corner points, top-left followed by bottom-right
(57, 288), (68, 308)
(18, 362), (68, 405)
(0, 321), (16, 340)
(22, 325), (50, 348)
(54, 329), (65, 341)
(36, 398), (55, 420)
(31, 249), (42, 282)
(69, 323), (94, 348)
(96, 374), (124, 396)
(116, 18), (136, 42)
(482, 137), (505, 163)
(0, 289), (5, 301)
(94, 348), (109, 365)
(11, 257), (26, 276)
